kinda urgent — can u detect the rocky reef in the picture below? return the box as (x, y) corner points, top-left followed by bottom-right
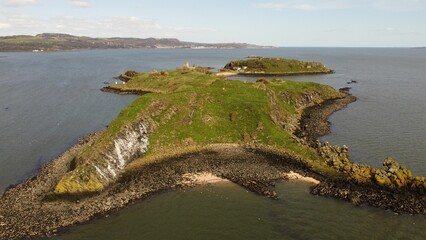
(315, 141), (426, 195)
(304, 141), (426, 214)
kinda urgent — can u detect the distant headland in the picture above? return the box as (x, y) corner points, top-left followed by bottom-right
(0, 33), (271, 52)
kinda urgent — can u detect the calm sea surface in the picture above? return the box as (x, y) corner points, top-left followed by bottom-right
(0, 48), (425, 239)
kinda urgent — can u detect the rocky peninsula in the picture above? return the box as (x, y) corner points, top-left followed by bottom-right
(1, 59), (425, 239)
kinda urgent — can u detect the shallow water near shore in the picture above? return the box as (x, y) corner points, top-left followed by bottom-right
(1, 48), (426, 239)
(52, 181), (426, 240)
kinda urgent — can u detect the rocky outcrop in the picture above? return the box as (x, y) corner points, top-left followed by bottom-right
(373, 157), (412, 188)
(54, 121), (149, 194)
(117, 70), (138, 82)
(314, 141), (426, 196)
(293, 99), (426, 210)
(311, 145), (426, 214)
(95, 122), (149, 181)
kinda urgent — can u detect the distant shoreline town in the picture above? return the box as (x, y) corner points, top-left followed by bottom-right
(0, 33), (272, 52)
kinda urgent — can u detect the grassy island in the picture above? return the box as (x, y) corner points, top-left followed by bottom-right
(56, 68), (344, 193)
(221, 57), (334, 76)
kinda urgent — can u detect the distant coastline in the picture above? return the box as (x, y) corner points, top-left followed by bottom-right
(0, 33), (272, 52)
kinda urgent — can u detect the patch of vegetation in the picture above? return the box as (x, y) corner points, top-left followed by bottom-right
(223, 57), (333, 74)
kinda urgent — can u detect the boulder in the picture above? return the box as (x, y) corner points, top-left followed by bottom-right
(373, 157), (413, 189)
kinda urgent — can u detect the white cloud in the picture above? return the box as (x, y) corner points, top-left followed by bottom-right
(4, 0), (37, 7)
(259, 0), (426, 12)
(0, 22), (11, 29)
(258, 1), (352, 11)
(293, 4), (315, 11)
(71, 0), (89, 8)
(0, 14), (216, 38)
(373, 0), (426, 11)
(258, 3), (286, 11)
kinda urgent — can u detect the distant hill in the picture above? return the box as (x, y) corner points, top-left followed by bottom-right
(0, 33), (271, 52)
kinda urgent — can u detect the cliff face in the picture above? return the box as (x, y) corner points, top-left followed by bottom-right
(95, 122), (149, 181)
(55, 121), (149, 194)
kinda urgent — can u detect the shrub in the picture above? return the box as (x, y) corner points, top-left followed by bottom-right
(124, 70), (137, 77)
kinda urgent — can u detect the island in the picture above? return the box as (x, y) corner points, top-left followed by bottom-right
(1, 57), (425, 239)
(218, 57), (334, 77)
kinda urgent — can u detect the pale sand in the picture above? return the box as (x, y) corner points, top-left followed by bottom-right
(215, 72), (238, 77)
(182, 171), (320, 187)
(283, 171), (320, 185)
(181, 172), (230, 185)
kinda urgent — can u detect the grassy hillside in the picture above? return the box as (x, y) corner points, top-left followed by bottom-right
(55, 67), (345, 193)
(113, 70), (340, 152)
(0, 33), (267, 52)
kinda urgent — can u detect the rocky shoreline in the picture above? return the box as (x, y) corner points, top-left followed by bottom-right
(295, 93), (357, 145)
(1, 92), (425, 239)
(312, 179), (426, 214)
(237, 70), (335, 77)
(0, 143), (323, 239)
(100, 86), (149, 95)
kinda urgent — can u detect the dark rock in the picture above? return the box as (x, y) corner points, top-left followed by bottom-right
(256, 78), (271, 84)
(339, 87), (351, 93)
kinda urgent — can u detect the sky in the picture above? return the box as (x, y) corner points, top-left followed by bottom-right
(0, 0), (425, 47)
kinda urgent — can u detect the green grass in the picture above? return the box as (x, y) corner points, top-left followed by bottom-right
(91, 70), (342, 162)
(223, 57), (333, 74)
(56, 68), (345, 193)
(107, 70), (217, 93)
(0, 36), (64, 44)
